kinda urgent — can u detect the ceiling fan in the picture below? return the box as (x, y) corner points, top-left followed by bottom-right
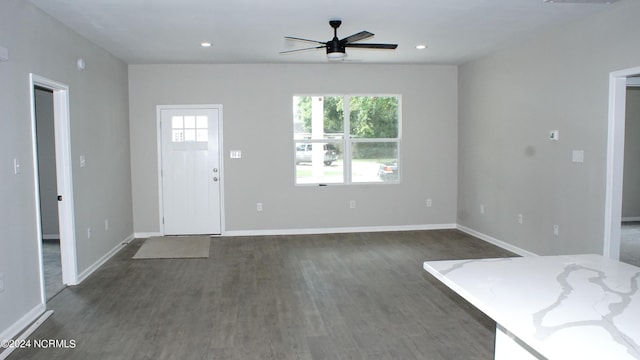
(281, 20), (398, 60)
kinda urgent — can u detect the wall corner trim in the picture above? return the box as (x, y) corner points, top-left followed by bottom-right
(456, 225), (538, 257)
(0, 303), (46, 356)
(0, 310), (52, 360)
(76, 234), (134, 284)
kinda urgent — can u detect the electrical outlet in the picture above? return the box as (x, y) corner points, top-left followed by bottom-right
(0, 273), (5, 293)
(426, 199), (432, 207)
(105, 219), (109, 231)
(87, 227), (92, 239)
(553, 225), (559, 236)
(349, 200), (356, 209)
(80, 155), (86, 168)
(256, 203), (263, 211)
(518, 214), (523, 224)
(480, 204), (485, 214)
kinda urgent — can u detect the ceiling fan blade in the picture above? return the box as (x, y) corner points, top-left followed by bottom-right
(279, 45), (326, 54)
(345, 43), (398, 50)
(284, 36), (325, 45)
(340, 31), (374, 44)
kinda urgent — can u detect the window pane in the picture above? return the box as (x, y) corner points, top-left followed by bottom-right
(196, 129), (208, 142)
(172, 129), (184, 142)
(293, 96), (344, 140)
(351, 142), (399, 183)
(196, 116), (208, 129)
(184, 116), (196, 129)
(184, 129), (196, 142)
(295, 141), (342, 184)
(349, 96), (399, 138)
(172, 116), (183, 129)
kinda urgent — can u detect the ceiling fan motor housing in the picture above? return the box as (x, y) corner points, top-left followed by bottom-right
(326, 39), (345, 55)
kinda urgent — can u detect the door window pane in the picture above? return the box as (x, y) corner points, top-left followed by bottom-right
(184, 116), (196, 129)
(172, 129), (184, 142)
(172, 116), (184, 129)
(184, 129), (196, 142)
(196, 116), (208, 129)
(196, 129), (208, 142)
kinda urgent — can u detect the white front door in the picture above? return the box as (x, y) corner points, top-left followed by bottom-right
(160, 107), (221, 235)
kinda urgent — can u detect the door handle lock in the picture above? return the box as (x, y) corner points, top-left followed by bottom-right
(213, 177), (219, 182)
(213, 168), (218, 173)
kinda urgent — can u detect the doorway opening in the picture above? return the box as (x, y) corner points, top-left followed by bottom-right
(29, 74), (79, 306)
(620, 77), (640, 267)
(34, 86), (64, 299)
(604, 66), (640, 262)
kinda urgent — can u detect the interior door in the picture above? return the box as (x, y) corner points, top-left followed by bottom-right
(160, 107), (221, 235)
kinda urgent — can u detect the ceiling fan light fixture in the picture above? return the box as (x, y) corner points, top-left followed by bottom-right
(327, 51), (346, 60)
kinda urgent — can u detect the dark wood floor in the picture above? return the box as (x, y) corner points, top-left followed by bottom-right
(11, 230), (515, 360)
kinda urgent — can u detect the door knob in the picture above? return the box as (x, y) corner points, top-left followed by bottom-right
(213, 177), (219, 182)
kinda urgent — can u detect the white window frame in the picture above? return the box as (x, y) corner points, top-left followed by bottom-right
(293, 94), (401, 186)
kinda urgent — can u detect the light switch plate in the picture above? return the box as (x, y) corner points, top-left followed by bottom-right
(230, 150), (242, 159)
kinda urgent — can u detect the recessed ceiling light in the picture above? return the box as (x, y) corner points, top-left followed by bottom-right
(415, 44), (427, 50)
(200, 42), (212, 47)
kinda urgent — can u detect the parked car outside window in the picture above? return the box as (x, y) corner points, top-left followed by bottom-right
(296, 143), (338, 166)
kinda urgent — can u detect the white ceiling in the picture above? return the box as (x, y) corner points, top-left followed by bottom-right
(28, 0), (620, 65)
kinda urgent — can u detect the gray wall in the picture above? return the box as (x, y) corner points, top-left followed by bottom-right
(129, 64), (458, 234)
(35, 88), (59, 238)
(457, 0), (640, 255)
(623, 87), (640, 219)
(0, 0), (133, 338)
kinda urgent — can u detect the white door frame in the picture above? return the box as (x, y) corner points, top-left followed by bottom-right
(156, 104), (225, 235)
(604, 66), (640, 260)
(29, 74), (79, 301)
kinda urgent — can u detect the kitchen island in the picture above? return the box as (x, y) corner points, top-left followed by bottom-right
(423, 254), (640, 359)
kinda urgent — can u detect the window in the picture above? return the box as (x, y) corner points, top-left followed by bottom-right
(293, 95), (400, 185)
(171, 115), (208, 143)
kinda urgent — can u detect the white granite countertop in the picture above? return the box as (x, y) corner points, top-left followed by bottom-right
(423, 254), (640, 359)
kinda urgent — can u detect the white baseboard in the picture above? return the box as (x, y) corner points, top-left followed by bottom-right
(622, 217), (640, 222)
(224, 224), (457, 237)
(456, 225), (538, 257)
(77, 233), (134, 284)
(0, 303), (45, 344)
(0, 310), (53, 360)
(133, 232), (162, 239)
